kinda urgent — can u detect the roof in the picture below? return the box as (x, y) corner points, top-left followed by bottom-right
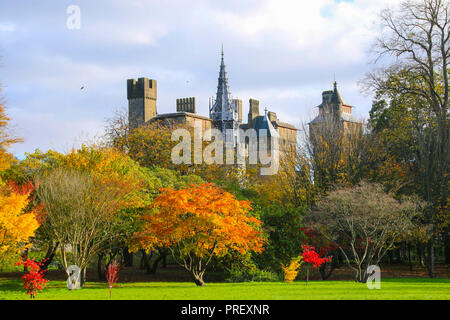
(153, 112), (212, 121)
(253, 114), (279, 138)
(316, 82), (347, 108)
(275, 121), (298, 130)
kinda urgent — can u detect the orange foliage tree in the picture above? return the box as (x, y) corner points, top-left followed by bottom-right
(131, 183), (265, 286)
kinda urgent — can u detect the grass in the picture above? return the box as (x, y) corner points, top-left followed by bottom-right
(0, 277), (449, 300)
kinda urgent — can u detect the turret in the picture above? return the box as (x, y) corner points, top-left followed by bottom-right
(127, 77), (157, 129)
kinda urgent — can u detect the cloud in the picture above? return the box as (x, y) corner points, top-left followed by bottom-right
(0, 23), (15, 32)
(0, 0), (402, 156)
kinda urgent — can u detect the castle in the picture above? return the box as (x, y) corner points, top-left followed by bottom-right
(127, 48), (298, 157)
(309, 81), (362, 135)
(127, 49), (361, 164)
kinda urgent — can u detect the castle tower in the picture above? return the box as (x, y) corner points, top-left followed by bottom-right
(209, 46), (240, 144)
(127, 77), (157, 129)
(247, 98), (260, 128)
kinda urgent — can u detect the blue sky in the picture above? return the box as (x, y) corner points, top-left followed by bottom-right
(0, 0), (400, 157)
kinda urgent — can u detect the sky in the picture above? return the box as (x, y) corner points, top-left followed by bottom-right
(0, 0), (402, 157)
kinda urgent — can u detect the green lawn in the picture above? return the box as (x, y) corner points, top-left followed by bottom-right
(1, 278), (449, 300)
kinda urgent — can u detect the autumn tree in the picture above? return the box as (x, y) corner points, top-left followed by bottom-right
(253, 205), (306, 273)
(0, 71), (39, 262)
(34, 146), (145, 283)
(131, 166), (204, 275)
(304, 115), (365, 194)
(131, 183), (265, 286)
(364, 0), (450, 276)
(306, 182), (423, 282)
(0, 78), (22, 172)
(0, 183), (40, 257)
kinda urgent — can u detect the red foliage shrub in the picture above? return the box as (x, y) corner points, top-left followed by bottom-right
(15, 257), (49, 299)
(301, 245), (331, 268)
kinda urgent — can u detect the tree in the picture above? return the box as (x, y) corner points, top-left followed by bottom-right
(34, 146), (145, 284)
(15, 257), (49, 299)
(0, 71), (38, 261)
(306, 182), (423, 282)
(0, 183), (40, 257)
(304, 115), (365, 194)
(302, 228), (341, 280)
(254, 148), (317, 208)
(131, 183), (265, 286)
(0, 74), (22, 172)
(253, 205), (306, 273)
(301, 245), (331, 285)
(364, 0), (449, 277)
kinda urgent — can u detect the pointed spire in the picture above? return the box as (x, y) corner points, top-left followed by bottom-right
(331, 80), (345, 105)
(212, 44), (232, 114)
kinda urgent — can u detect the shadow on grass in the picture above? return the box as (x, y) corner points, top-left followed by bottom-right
(0, 279), (22, 293)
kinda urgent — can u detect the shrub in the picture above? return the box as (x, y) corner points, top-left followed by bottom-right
(254, 205), (306, 273)
(225, 267), (281, 283)
(15, 257), (49, 299)
(281, 256), (303, 283)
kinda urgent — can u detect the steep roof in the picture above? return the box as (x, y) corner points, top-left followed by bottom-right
(253, 114), (279, 138)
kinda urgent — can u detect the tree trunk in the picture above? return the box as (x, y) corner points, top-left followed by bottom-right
(97, 254), (106, 280)
(418, 244), (426, 267)
(139, 250), (149, 270)
(319, 256), (340, 280)
(123, 248), (133, 267)
(149, 253), (164, 274)
(427, 238), (435, 278)
(39, 242), (59, 274)
(193, 273), (206, 286)
(407, 243), (413, 271)
(80, 267), (87, 287)
(444, 229), (450, 265)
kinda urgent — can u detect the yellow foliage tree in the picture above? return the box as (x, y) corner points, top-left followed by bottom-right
(0, 184), (40, 255)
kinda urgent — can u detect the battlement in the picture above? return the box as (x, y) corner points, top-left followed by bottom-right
(127, 77), (157, 129)
(176, 97), (196, 113)
(127, 77), (157, 100)
(248, 99), (260, 127)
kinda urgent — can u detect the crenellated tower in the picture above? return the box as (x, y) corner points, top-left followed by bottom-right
(127, 77), (157, 129)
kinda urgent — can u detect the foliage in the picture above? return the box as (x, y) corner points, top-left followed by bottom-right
(302, 228), (341, 280)
(305, 115), (364, 193)
(225, 267), (280, 283)
(281, 256), (303, 283)
(253, 205), (306, 273)
(302, 245), (331, 268)
(0, 85), (22, 172)
(105, 259), (121, 298)
(15, 257), (49, 299)
(364, 0), (450, 277)
(131, 183), (265, 286)
(0, 182), (40, 256)
(307, 182), (424, 282)
(253, 149), (317, 208)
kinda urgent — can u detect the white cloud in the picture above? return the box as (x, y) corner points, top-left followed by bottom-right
(1, 0), (405, 156)
(0, 23), (15, 32)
